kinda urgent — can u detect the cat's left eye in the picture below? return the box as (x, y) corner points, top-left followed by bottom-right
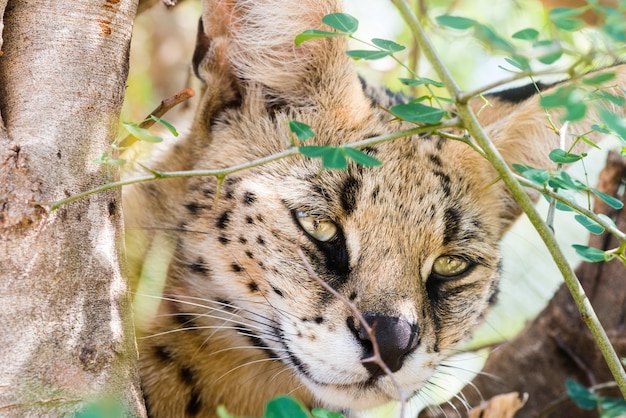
(295, 211), (338, 242)
(432, 255), (473, 278)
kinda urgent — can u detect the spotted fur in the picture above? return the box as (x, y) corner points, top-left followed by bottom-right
(125, 1), (626, 416)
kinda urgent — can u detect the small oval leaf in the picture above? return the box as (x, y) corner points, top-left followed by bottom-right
(122, 122), (163, 143)
(549, 149), (582, 164)
(591, 188), (624, 209)
(512, 28), (539, 41)
(371, 38), (406, 52)
(295, 30), (345, 46)
(574, 214), (605, 235)
(435, 15), (477, 30)
(346, 50), (391, 60)
(344, 148), (382, 167)
(389, 102), (445, 124)
(572, 245), (607, 263)
(322, 13), (358, 33)
(289, 120), (315, 141)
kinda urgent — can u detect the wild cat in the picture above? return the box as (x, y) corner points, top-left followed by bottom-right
(124, 0), (626, 416)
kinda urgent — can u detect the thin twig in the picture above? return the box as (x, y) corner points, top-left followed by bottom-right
(118, 87), (195, 151)
(294, 236), (409, 417)
(46, 122), (462, 211)
(391, 0), (626, 398)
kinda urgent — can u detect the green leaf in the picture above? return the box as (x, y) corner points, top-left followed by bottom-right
(540, 86), (574, 108)
(602, 19), (626, 42)
(322, 13), (358, 33)
(264, 396), (312, 418)
(288, 120), (315, 141)
(389, 102), (445, 124)
(474, 24), (515, 53)
(563, 102), (587, 121)
(592, 90), (626, 106)
(537, 49), (563, 65)
(566, 379), (598, 409)
(549, 149), (583, 164)
(344, 148), (382, 167)
(574, 214), (605, 235)
(600, 397), (626, 418)
(572, 245), (608, 262)
(371, 38), (405, 52)
(122, 122), (163, 143)
(295, 30), (345, 46)
(591, 124), (610, 134)
(299, 146), (347, 169)
(398, 77), (444, 88)
(599, 107), (626, 142)
(549, 8), (585, 31)
(346, 50), (391, 60)
(435, 15), (477, 30)
(311, 408), (345, 418)
(150, 115), (179, 137)
(504, 55), (530, 72)
(548, 172), (586, 191)
(513, 163), (550, 185)
(591, 188), (624, 209)
(582, 72), (616, 86)
(512, 28), (539, 41)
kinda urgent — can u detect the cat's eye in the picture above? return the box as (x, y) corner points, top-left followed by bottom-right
(295, 211), (338, 242)
(432, 255), (472, 278)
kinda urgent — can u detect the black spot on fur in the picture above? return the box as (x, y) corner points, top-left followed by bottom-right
(184, 202), (202, 214)
(340, 175), (361, 216)
(433, 170), (451, 197)
(428, 154), (442, 167)
(216, 210), (231, 229)
(247, 281), (259, 292)
(257, 236), (265, 246)
(232, 263), (244, 273)
(218, 235), (230, 245)
(272, 286), (284, 297)
(443, 207), (461, 245)
(349, 291), (358, 301)
(180, 365), (197, 386)
(239, 236), (248, 244)
(189, 258), (211, 275)
(186, 389), (203, 416)
(246, 215), (254, 224)
(243, 191), (257, 205)
(245, 250), (254, 259)
(154, 345), (173, 362)
(314, 316), (324, 324)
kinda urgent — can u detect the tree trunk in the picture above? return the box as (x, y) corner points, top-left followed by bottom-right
(0, 1), (145, 416)
(422, 151), (626, 418)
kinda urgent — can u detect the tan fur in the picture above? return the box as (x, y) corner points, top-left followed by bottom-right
(125, 1), (626, 417)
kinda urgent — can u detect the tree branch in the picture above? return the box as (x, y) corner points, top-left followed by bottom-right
(391, 0), (626, 398)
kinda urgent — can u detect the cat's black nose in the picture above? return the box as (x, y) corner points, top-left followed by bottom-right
(348, 314), (420, 378)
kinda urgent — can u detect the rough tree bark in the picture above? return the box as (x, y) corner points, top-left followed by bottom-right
(0, 1), (145, 416)
(422, 152), (626, 418)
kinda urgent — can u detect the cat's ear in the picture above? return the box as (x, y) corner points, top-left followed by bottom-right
(475, 66), (626, 226)
(193, 0), (369, 112)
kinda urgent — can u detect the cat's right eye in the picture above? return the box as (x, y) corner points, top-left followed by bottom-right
(295, 211), (338, 242)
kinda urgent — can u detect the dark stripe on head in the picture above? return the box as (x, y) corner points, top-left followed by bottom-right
(340, 175), (361, 216)
(443, 208), (461, 246)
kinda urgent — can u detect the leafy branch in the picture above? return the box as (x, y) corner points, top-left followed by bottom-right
(47, 122), (460, 211)
(390, 0), (626, 398)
